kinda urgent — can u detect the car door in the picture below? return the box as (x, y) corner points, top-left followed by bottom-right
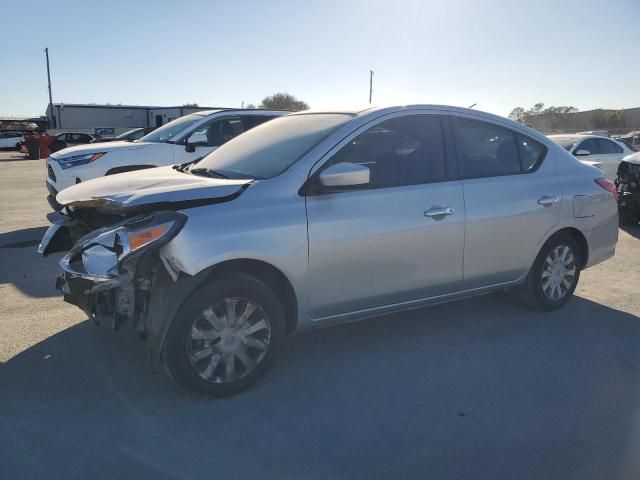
(172, 116), (249, 164)
(0, 134), (14, 148)
(451, 116), (560, 289)
(306, 113), (465, 320)
(596, 138), (626, 179)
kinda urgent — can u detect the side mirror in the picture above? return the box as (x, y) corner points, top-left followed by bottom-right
(319, 162), (370, 188)
(574, 149), (591, 157)
(185, 132), (207, 152)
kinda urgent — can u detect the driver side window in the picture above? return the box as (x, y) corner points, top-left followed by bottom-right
(189, 117), (247, 147)
(326, 115), (447, 189)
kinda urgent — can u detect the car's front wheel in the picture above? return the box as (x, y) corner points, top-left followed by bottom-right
(163, 273), (285, 396)
(520, 233), (581, 310)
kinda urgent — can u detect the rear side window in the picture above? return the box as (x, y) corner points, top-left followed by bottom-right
(327, 115), (447, 189)
(517, 134), (546, 171)
(453, 118), (521, 178)
(597, 138), (623, 154)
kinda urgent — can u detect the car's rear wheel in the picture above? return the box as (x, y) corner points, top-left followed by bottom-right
(163, 273), (285, 396)
(520, 233), (581, 311)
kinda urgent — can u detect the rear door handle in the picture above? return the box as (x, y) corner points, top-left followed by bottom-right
(537, 195), (559, 207)
(424, 207), (454, 217)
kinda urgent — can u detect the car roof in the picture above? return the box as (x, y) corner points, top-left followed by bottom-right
(547, 134), (611, 141)
(288, 104), (527, 124)
(195, 108), (291, 117)
(289, 104), (547, 138)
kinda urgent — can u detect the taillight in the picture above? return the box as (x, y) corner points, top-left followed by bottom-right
(595, 178), (619, 202)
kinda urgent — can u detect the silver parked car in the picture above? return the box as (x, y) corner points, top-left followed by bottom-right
(39, 105), (619, 395)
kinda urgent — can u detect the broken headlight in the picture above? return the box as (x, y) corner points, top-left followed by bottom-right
(61, 211), (187, 280)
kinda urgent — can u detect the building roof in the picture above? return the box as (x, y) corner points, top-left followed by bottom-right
(0, 116), (47, 121)
(49, 103), (226, 110)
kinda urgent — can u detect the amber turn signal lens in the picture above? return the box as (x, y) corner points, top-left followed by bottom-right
(127, 224), (170, 251)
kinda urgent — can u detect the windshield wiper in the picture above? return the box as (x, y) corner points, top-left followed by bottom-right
(173, 158), (201, 173)
(189, 168), (229, 179)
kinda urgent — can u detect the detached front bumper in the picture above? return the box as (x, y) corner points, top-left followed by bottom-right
(55, 272), (98, 320)
(40, 209), (192, 369)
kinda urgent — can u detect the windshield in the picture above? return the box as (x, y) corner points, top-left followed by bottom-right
(194, 113), (354, 179)
(115, 128), (140, 140)
(549, 136), (579, 151)
(139, 114), (204, 143)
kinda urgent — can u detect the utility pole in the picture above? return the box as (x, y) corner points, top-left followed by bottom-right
(44, 48), (55, 128)
(369, 70), (374, 104)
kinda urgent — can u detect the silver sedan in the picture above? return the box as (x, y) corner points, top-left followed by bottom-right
(41, 105), (619, 395)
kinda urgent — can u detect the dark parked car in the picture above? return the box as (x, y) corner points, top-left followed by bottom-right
(50, 132), (95, 152)
(90, 127), (156, 143)
(616, 152), (640, 225)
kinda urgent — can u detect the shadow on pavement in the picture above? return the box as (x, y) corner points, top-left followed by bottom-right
(0, 228), (61, 298)
(1, 294), (639, 479)
(0, 154), (33, 162)
(621, 223), (640, 240)
(0, 226), (47, 248)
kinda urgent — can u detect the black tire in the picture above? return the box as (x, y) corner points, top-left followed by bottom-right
(519, 233), (581, 311)
(163, 273), (285, 396)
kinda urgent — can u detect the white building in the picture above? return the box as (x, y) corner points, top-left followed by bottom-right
(44, 103), (227, 132)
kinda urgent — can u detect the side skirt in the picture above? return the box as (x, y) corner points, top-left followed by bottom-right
(297, 279), (525, 333)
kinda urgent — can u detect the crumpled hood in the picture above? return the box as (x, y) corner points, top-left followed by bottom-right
(56, 165), (251, 211)
(51, 140), (149, 159)
(622, 151), (640, 165)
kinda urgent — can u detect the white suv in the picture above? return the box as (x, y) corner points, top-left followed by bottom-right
(46, 109), (287, 209)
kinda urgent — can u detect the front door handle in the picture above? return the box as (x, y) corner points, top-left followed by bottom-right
(424, 207), (454, 218)
(537, 195), (559, 207)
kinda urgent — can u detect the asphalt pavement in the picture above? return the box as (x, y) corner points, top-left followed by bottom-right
(1, 151), (639, 480)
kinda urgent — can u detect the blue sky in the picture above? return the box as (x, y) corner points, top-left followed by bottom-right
(1, 0), (638, 118)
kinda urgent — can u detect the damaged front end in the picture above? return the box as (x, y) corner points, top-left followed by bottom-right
(616, 160), (640, 225)
(40, 207), (186, 332)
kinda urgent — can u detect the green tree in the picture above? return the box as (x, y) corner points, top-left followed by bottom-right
(606, 110), (625, 128)
(591, 110), (608, 129)
(531, 103), (545, 115)
(508, 107), (525, 122)
(259, 93), (309, 111)
(182, 103), (199, 107)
